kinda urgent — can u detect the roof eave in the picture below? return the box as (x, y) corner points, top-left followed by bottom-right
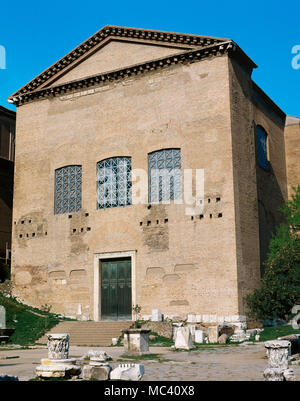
(8, 25), (230, 100)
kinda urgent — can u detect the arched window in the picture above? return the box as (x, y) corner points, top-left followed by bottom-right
(97, 157), (132, 210)
(54, 165), (82, 214)
(256, 125), (269, 170)
(148, 148), (182, 203)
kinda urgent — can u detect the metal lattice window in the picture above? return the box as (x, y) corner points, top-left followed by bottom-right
(256, 126), (269, 171)
(97, 157), (132, 209)
(148, 148), (182, 203)
(54, 165), (82, 215)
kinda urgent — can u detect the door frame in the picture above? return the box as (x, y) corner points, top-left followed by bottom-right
(93, 250), (136, 321)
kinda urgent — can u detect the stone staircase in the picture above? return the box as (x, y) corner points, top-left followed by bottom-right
(36, 321), (133, 346)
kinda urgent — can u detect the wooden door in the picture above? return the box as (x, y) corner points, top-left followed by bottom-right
(101, 258), (132, 321)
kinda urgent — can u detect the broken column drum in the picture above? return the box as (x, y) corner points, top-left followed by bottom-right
(263, 340), (295, 381)
(47, 334), (70, 360)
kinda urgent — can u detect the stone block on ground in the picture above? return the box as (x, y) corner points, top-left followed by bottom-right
(208, 326), (219, 343)
(82, 364), (111, 380)
(187, 324), (197, 341)
(35, 363), (81, 379)
(174, 327), (194, 350)
(0, 306), (6, 329)
(122, 329), (150, 355)
(172, 322), (183, 341)
(218, 334), (228, 344)
(81, 350), (112, 361)
(110, 363), (144, 381)
(230, 329), (249, 343)
(194, 330), (204, 344)
(151, 309), (162, 322)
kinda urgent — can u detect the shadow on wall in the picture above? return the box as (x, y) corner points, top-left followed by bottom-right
(257, 164), (286, 277)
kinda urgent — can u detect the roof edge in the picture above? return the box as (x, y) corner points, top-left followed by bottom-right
(9, 41), (248, 106)
(285, 115), (300, 126)
(252, 81), (286, 120)
(9, 25), (229, 100)
(0, 105), (16, 119)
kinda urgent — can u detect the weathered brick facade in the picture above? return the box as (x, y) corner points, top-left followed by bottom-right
(285, 116), (300, 198)
(8, 26), (290, 324)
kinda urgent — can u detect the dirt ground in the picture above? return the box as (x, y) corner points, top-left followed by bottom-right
(0, 343), (299, 381)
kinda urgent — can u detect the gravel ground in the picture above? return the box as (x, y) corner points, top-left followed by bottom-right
(0, 343), (299, 381)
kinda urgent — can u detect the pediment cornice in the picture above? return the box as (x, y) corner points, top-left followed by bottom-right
(9, 40), (257, 106)
(8, 25), (230, 103)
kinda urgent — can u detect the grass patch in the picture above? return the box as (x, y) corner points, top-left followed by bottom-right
(259, 324), (300, 342)
(119, 353), (161, 361)
(0, 293), (70, 345)
(149, 332), (174, 347)
(29, 376), (67, 381)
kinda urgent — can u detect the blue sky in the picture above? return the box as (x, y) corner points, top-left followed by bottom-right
(0, 0), (299, 116)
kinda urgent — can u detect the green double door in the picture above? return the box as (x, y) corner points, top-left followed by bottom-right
(101, 258), (132, 321)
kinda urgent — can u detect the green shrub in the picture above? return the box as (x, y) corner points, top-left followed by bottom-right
(246, 186), (300, 321)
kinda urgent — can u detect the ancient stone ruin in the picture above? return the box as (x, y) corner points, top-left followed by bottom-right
(122, 328), (150, 355)
(174, 327), (194, 350)
(0, 305), (15, 343)
(35, 333), (81, 379)
(263, 340), (295, 381)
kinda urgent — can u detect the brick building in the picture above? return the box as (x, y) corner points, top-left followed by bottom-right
(0, 105), (15, 280)
(7, 26), (294, 324)
(284, 116), (300, 198)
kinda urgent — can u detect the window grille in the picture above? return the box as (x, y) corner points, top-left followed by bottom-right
(148, 148), (182, 203)
(54, 165), (82, 214)
(97, 157), (132, 209)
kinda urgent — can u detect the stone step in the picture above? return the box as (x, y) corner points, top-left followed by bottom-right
(36, 321), (133, 346)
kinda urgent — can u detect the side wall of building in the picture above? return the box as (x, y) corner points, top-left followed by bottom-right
(11, 53), (240, 321)
(252, 86), (287, 276)
(285, 116), (300, 197)
(228, 58), (287, 316)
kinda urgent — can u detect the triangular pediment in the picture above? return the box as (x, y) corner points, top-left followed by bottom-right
(9, 26), (229, 100)
(46, 39), (193, 88)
